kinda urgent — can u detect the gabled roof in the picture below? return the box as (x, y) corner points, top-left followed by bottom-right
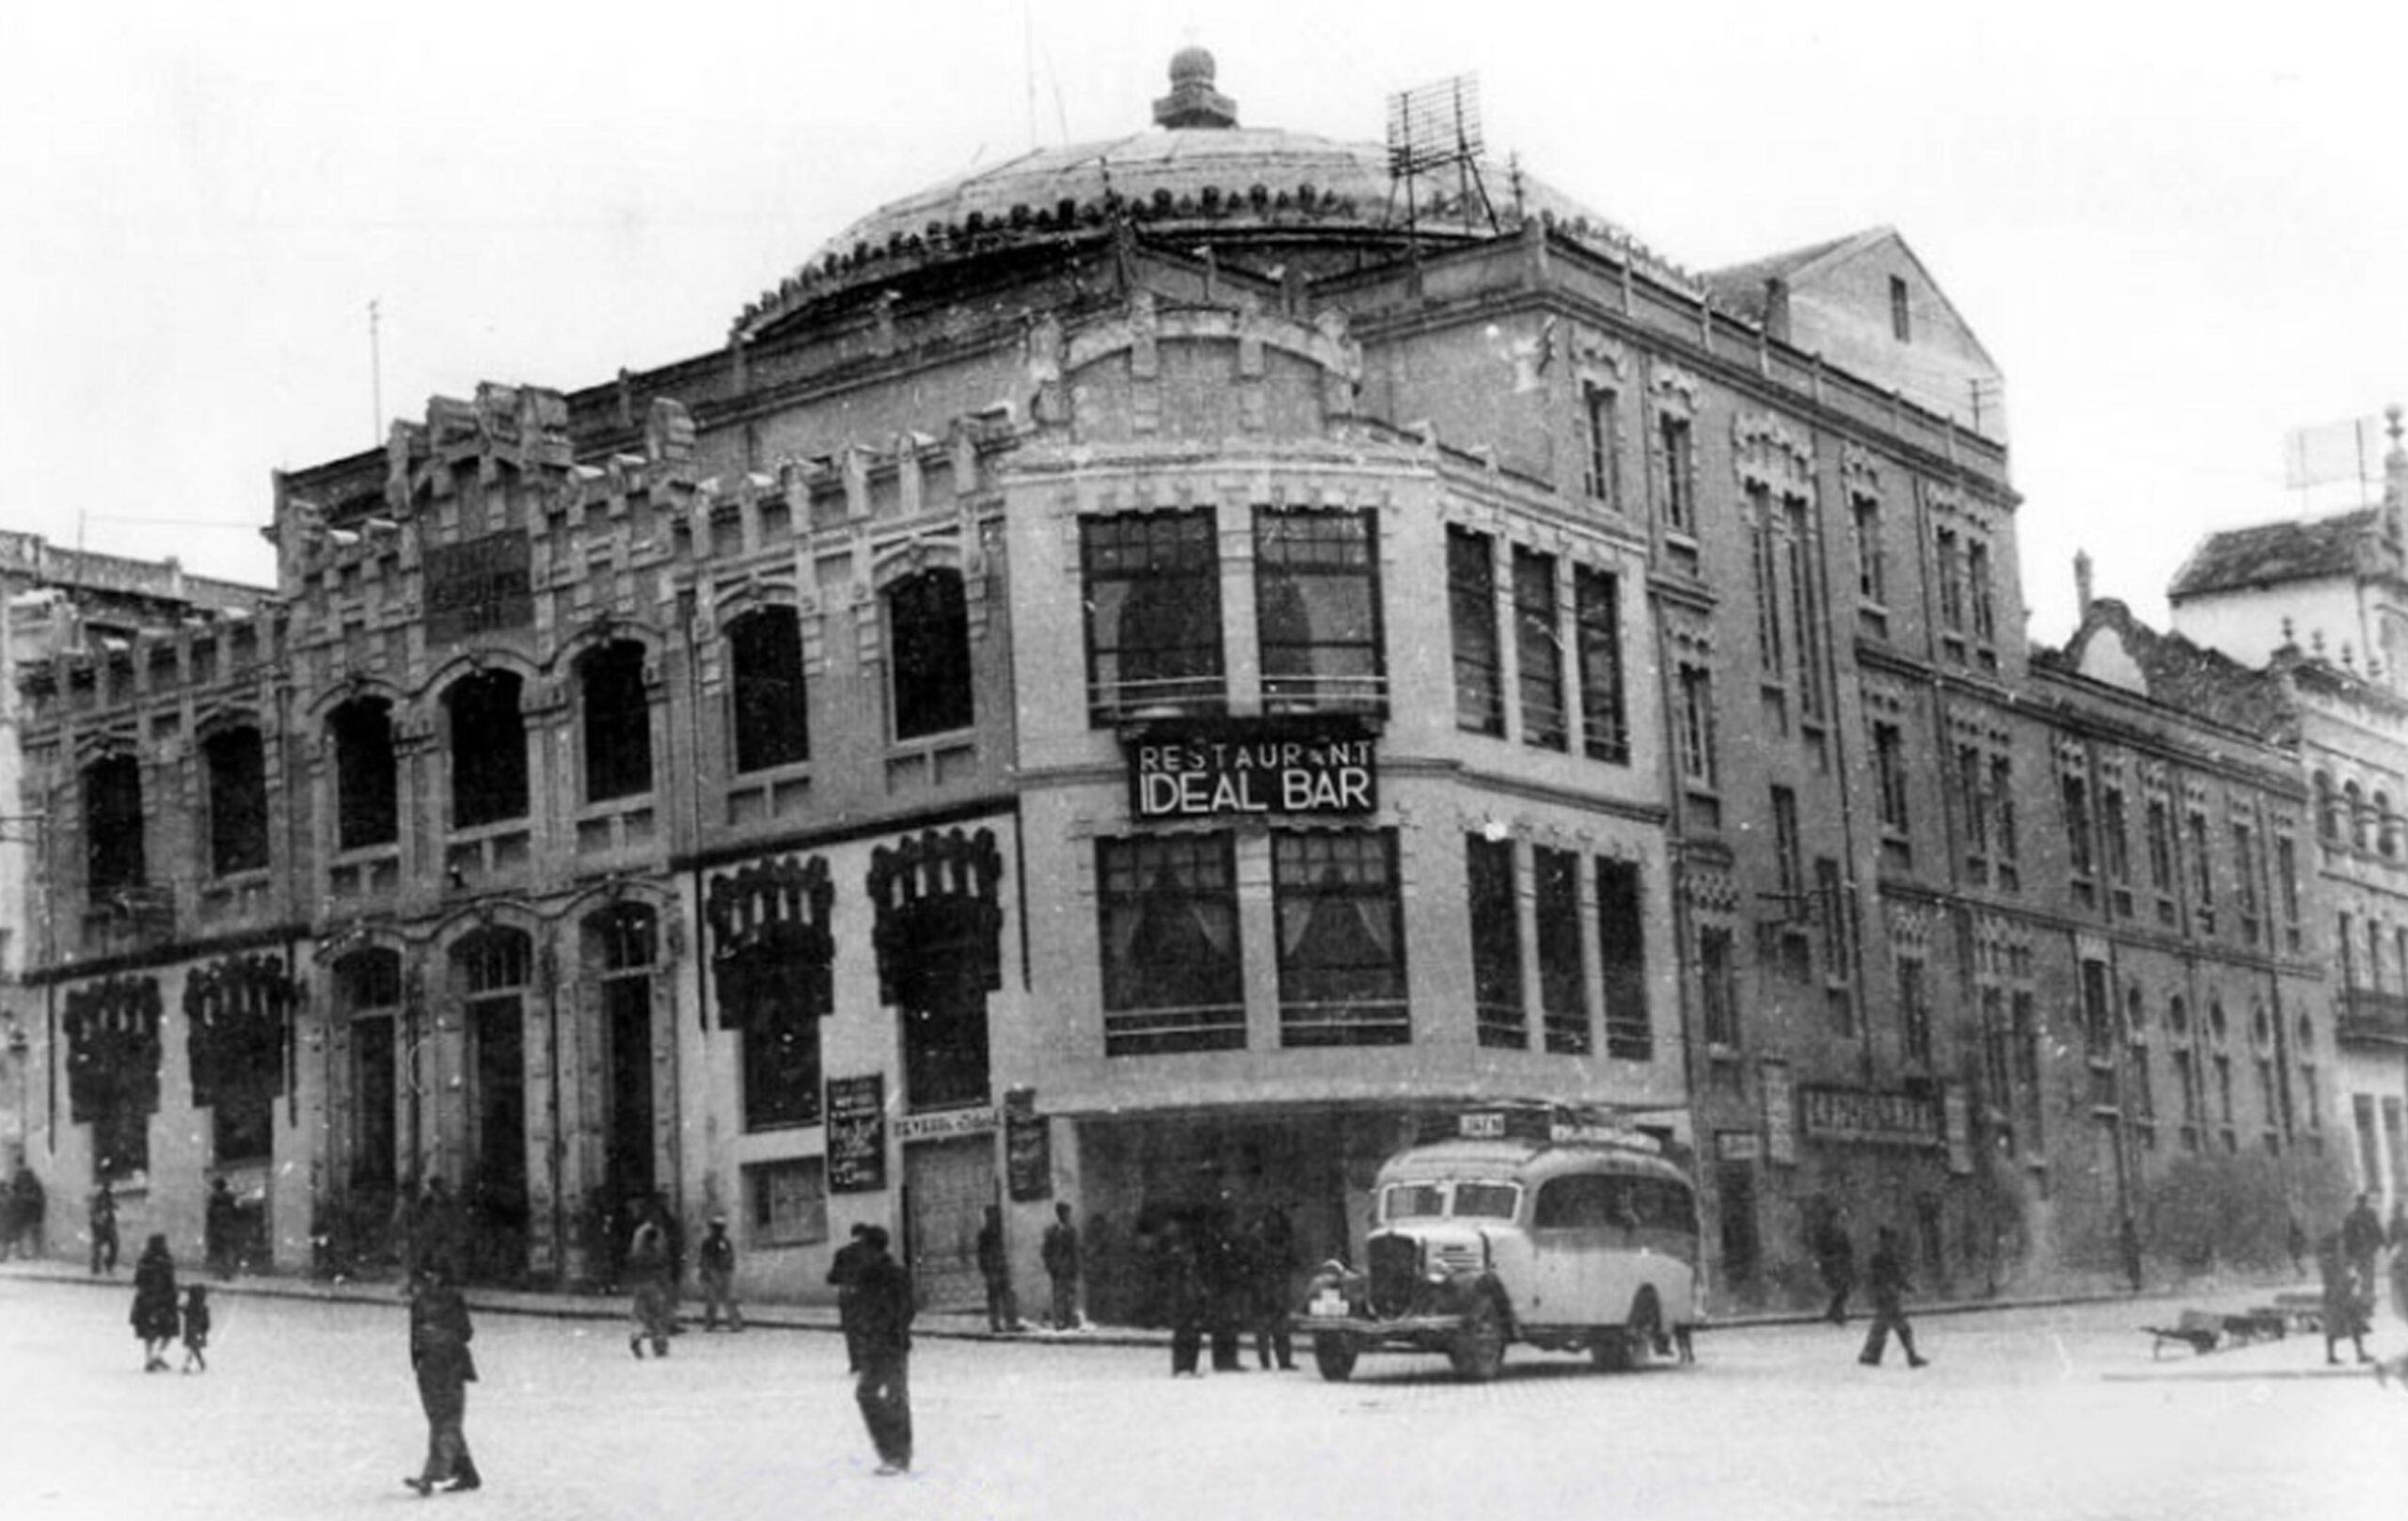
(1701, 228), (1888, 319)
(1702, 226), (1996, 371)
(2166, 509), (2380, 601)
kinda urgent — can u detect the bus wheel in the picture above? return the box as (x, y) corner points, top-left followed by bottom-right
(1313, 1334), (1359, 1382)
(1449, 1293), (1508, 1382)
(1594, 1291), (1661, 1371)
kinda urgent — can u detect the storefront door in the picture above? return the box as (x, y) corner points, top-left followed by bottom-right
(904, 1135), (992, 1310)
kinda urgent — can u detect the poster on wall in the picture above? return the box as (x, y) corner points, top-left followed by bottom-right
(826, 1074), (887, 1195)
(1004, 1086), (1052, 1201)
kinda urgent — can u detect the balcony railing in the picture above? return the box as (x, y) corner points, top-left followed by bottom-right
(2337, 988), (2408, 1045)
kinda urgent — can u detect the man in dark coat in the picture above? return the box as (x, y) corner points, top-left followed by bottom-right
(850, 1226), (915, 1476)
(2343, 1193), (2385, 1301)
(1040, 1203), (1082, 1330)
(1203, 1207), (1247, 1371)
(130, 1233), (180, 1371)
(1812, 1213), (1856, 1325)
(975, 1204), (1023, 1333)
(88, 1180), (119, 1276)
(404, 1265), (482, 1495)
(204, 1178), (239, 1279)
(827, 1223), (873, 1372)
(1857, 1225), (1927, 1369)
(1249, 1206), (1296, 1370)
(1160, 1219), (1206, 1376)
(9, 1164), (44, 1259)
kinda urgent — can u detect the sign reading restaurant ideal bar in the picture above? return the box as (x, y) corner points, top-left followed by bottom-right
(1128, 717), (1377, 820)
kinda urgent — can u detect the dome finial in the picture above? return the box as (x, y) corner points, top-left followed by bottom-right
(1155, 44), (1238, 129)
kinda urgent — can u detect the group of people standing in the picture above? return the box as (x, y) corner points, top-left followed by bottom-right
(1152, 1203), (1299, 1377)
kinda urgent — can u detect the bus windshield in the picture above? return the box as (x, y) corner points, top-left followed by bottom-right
(1382, 1180), (1520, 1221)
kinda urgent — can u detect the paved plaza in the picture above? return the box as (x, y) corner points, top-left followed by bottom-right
(1, 1269), (2400, 1521)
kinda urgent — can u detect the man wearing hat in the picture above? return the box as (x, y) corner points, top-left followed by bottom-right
(697, 1213), (743, 1332)
(851, 1225), (915, 1476)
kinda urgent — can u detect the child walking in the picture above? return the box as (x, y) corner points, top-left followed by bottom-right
(181, 1284), (212, 1372)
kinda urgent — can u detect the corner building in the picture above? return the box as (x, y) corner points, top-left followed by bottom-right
(17, 51), (2083, 1308)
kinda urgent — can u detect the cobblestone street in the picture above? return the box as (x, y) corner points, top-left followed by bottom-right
(3, 1270), (2400, 1520)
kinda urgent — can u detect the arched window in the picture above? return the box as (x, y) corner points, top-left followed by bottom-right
(887, 567), (973, 740)
(329, 697), (399, 851)
(726, 608), (810, 773)
(447, 671), (529, 829)
(578, 641), (654, 802)
(84, 753), (147, 904)
(2346, 781), (2368, 851)
(2378, 790), (2399, 859)
(201, 726), (270, 877)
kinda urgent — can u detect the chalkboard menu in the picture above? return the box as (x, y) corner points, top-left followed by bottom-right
(1004, 1088), (1052, 1202)
(826, 1074), (887, 1194)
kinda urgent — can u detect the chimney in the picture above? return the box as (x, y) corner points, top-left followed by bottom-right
(2074, 549), (2094, 618)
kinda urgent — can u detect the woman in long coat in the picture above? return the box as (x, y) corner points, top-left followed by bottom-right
(129, 1233), (179, 1371)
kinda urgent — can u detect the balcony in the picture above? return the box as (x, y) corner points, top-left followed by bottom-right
(2337, 988), (2408, 1047)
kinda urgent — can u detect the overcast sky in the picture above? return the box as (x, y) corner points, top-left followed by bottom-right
(5, 0), (2402, 644)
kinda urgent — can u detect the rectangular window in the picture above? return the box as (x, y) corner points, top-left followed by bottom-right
(1750, 486), (1784, 673)
(1083, 512), (1226, 721)
(1783, 497), (1825, 721)
(1771, 786), (1803, 902)
(1574, 566), (1629, 765)
(1467, 834), (1525, 1049)
(1815, 858), (1849, 987)
(1446, 528), (1504, 737)
(1677, 665), (1719, 791)
(332, 699), (402, 850)
(1874, 722), (1911, 837)
(2232, 824), (2260, 945)
(1852, 495), (1887, 604)
(2145, 798), (2174, 890)
(1256, 509), (1385, 713)
(2340, 911), (2357, 990)
(2214, 1054), (2237, 1149)
(1513, 547), (1566, 750)
(745, 1157), (830, 1248)
(1898, 957), (1931, 1068)
(580, 643), (655, 803)
(2011, 990), (2044, 1149)
(2062, 774), (2095, 880)
(889, 567), (974, 740)
(85, 755), (148, 903)
(1273, 830), (1407, 1047)
(1659, 415), (1695, 534)
(1098, 834), (1244, 1055)
(2187, 810), (2213, 908)
(1700, 926), (1739, 1048)
(2175, 1048), (2202, 1150)
(727, 608), (811, 773)
(1968, 540), (1996, 645)
(1956, 746), (1988, 867)
(1935, 528), (1965, 634)
(2275, 835), (2302, 951)
(2100, 783), (2131, 911)
(1890, 274), (1912, 342)
(1991, 756), (2020, 890)
(1536, 848), (1589, 1055)
(1597, 860), (1649, 1060)
(1583, 385), (1622, 506)
(204, 728), (271, 877)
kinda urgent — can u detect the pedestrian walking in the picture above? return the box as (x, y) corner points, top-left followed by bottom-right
(1249, 1205), (1296, 1370)
(1857, 1225), (1927, 1369)
(828, 1223), (873, 1372)
(2343, 1193), (2384, 1300)
(404, 1264), (483, 1496)
(697, 1215), (743, 1331)
(976, 1204), (1024, 1333)
(1040, 1203), (1082, 1330)
(9, 1162), (45, 1260)
(849, 1225), (915, 1477)
(88, 1180), (119, 1276)
(181, 1285), (212, 1373)
(2286, 1213), (2308, 1279)
(204, 1178), (239, 1280)
(2318, 1230), (2372, 1367)
(1812, 1213), (1856, 1325)
(625, 1200), (673, 1358)
(1160, 1219), (1206, 1377)
(130, 1233), (180, 1372)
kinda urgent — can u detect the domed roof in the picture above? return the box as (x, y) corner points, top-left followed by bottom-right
(737, 54), (1693, 336)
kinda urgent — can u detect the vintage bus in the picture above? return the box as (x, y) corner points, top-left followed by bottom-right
(1300, 1104), (1702, 1381)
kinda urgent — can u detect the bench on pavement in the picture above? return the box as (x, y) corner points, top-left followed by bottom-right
(2142, 1308), (2226, 1357)
(2270, 1291), (2324, 1335)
